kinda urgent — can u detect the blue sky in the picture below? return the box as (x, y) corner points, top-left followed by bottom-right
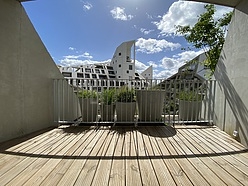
(22, 0), (232, 79)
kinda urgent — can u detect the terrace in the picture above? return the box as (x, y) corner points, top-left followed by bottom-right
(1, 78), (248, 185)
(1, 0), (248, 185)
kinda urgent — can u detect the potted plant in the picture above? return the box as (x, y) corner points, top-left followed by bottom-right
(78, 90), (98, 122)
(178, 90), (203, 121)
(136, 88), (165, 122)
(116, 87), (136, 122)
(100, 88), (116, 122)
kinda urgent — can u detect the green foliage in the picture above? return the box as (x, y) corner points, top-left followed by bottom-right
(178, 91), (203, 101)
(176, 4), (233, 74)
(78, 90), (97, 99)
(116, 87), (135, 102)
(101, 88), (116, 105)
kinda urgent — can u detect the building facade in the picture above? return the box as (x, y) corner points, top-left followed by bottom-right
(58, 40), (153, 91)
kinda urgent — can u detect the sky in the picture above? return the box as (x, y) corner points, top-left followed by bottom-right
(22, 0), (232, 79)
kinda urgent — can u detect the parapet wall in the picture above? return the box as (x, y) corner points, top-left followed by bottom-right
(214, 0), (248, 146)
(0, 0), (65, 142)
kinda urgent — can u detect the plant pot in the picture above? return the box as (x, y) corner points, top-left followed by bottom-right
(116, 102), (136, 122)
(179, 100), (202, 121)
(136, 90), (165, 122)
(101, 104), (115, 122)
(79, 98), (98, 122)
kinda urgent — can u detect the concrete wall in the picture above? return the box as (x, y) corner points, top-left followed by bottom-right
(0, 0), (66, 142)
(214, 0), (248, 146)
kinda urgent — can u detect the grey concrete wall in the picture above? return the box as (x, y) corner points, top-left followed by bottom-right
(214, 0), (248, 146)
(0, 0), (67, 142)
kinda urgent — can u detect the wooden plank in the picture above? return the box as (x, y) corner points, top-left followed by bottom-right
(159, 126), (209, 185)
(173, 128), (227, 186)
(0, 129), (68, 185)
(135, 129), (160, 185)
(151, 126), (194, 186)
(73, 127), (113, 186)
(179, 128), (246, 186)
(109, 127), (126, 186)
(39, 127), (95, 186)
(56, 127), (106, 186)
(202, 127), (248, 162)
(90, 129), (117, 186)
(125, 127), (142, 186)
(0, 129), (59, 170)
(0, 127), (57, 152)
(140, 127), (176, 186)
(187, 128), (248, 185)
(197, 127), (248, 168)
(20, 129), (81, 186)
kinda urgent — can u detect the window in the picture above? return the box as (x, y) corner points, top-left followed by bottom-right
(127, 70), (129, 74)
(92, 74), (97, 78)
(77, 73), (84, 78)
(107, 66), (113, 70)
(95, 69), (100, 73)
(108, 71), (115, 74)
(109, 75), (116, 79)
(119, 64), (121, 68)
(62, 72), (72, 77)
(129, 65), (132, 70)
(85, 74), (90, 78)
(119, 52), (121, 56)
(101, 70), (105, 74)
(85, 68), (91, 73)
(99, 75), (107, 79)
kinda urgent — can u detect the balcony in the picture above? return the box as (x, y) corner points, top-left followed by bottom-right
(0, 78), (248, 185)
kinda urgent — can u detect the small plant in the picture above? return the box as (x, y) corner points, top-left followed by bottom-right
(178, 90), (203, 101)
(101, 88), (116, 105)
(78, 90), (97, 99)
(116, 87), (135, 102)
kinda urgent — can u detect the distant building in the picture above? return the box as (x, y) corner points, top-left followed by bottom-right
(167, 52), (211, 81)
(58, 40), (153, 91)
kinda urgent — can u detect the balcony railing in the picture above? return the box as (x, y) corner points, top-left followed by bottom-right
(53, 78), (216, 126)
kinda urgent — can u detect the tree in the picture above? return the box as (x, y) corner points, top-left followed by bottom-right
(176, 4), (233, 74)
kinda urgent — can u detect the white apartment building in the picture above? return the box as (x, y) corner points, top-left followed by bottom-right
(58, 40), (153, 91)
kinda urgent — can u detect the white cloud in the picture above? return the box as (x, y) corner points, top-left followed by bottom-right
(135, 60), (149, 73)
(148, 61), (158, 68)
(146, 13), (154, 19)
(154, 0), (233, 36)
(69, 47), (76, 51)
(82, 1), (93, 11)
(136, 38), (181, 54)
(110, 7), (133, 21)
(140, 28), (154, 35)
(63, 52), (93, 60)
(59, 58), (111, 67)
(153, 50), (204, 79)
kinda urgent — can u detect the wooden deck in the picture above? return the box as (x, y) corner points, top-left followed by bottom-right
(0, 125), (248, 186)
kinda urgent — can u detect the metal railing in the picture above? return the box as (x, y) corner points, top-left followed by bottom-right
(54, 78), (216, 126)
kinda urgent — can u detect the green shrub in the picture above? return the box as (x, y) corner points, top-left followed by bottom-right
(78, 90), (97, 99)
(178, 90), (203, 101)
(116, 87), (135, 102)
(101, 89), (116, 105)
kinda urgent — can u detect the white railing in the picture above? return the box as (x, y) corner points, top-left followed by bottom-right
(53, 78), (216, 126)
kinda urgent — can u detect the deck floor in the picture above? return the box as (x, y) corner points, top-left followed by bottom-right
(0, 125), (248, 186)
